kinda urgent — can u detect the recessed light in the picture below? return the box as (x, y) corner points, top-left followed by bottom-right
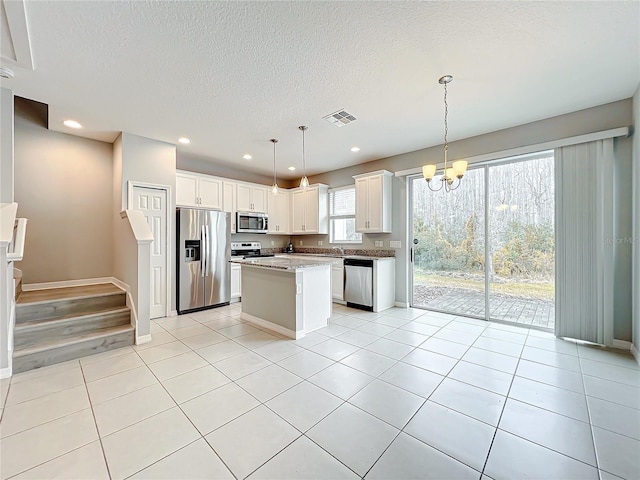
(288, 166), (296, 171)
(178, 137), (191, 144)
(63, 120), (82, 129)
(243, 154), (252, 160)
(350, 147), (360, 152)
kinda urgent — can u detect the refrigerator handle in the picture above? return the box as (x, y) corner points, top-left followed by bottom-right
(201, 224), (207, 277)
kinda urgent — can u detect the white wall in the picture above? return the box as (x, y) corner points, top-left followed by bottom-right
(632, 84), (640, 357)
(14, 100), (114, 284)
(0, 88), (13, 203)
(303, 99), (634, 337)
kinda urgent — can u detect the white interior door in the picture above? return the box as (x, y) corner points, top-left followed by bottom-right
(132, 186), (167, 319)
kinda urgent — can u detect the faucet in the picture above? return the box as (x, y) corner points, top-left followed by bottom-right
(332, 245), (345, 255)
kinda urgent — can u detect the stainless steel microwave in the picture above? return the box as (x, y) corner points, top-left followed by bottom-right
(236, 212), (268, 233)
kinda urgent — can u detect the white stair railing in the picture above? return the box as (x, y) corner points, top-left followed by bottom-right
(1, 203), (27, 378)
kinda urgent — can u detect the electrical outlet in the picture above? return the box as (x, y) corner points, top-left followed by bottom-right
(296, 283), (302, 294)
(271, 241), (274, 246)
(318, 240), (323, 246)
(298, 240), (303, 246)
(390, 240), (401, 248)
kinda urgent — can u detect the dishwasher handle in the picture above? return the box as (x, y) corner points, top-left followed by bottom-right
(343, 258), (374, 268)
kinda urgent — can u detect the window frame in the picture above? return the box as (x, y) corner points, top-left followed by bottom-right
(329, 185), (362, 244)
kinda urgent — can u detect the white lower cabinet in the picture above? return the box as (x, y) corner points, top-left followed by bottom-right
(231, 264), (242, 300)
(331, 262), (344, 301)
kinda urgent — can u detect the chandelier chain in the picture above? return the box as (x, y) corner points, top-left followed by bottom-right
(443, 80), (449, 160)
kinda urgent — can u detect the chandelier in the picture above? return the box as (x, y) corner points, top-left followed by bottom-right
(422, 75), (468, 192)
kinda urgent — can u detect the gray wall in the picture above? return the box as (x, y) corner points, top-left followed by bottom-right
(302, 99), (634, 340)
(14, 103), (114, 283)
(0, 88), (13, 203)
(117, 132), (177, 312)
(633, 84), (640, 356)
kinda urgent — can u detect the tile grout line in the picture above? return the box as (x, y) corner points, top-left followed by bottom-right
(348, 314), (483, 477)
(79, 359), (114, 480)
(6, 305), (635, 479)
(580, 354), (603, 478)
(477, 325), (531, 477)
(128, 346), (240, 480)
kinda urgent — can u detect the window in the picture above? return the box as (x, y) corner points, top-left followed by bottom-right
(329, 186), (362, 244)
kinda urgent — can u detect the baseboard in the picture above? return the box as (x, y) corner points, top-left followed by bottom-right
(126, 291), (138, 330)
(0, 366), (12, 379)
(110, 277), (130, 292)
(612, 339), (632, 351)
(136, 334), (152, 345)
(394, 301), (408, 308)
(241, 312), (302, 339)
(631, 343), (640, 367)
(22, 277), (124, 291)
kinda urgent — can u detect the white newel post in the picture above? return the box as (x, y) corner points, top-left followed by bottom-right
(119, 210), (153, 345)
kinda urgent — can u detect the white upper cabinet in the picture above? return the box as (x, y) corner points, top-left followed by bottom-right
(176, 171), (222, 210)
(290, 185), (328, 234)
(353, 170), (392, 233)
(267, 190), (290, 234)
(237, 183), (268, 213)
(223, 181), (237, 233)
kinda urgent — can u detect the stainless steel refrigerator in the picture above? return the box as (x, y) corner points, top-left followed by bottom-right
(177, 208), (231, 314)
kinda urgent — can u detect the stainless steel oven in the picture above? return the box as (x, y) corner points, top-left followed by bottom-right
(236, 212), (268, 233)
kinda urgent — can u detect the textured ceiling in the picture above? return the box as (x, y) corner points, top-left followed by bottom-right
(1, 1), (639, 179)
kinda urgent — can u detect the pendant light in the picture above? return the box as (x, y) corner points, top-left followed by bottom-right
(422, 75), (468, 192)
(299, 125), (309, 189)
(270, 138), (279, 195)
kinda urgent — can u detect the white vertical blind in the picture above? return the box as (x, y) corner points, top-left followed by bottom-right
(555, 139), (614, 345)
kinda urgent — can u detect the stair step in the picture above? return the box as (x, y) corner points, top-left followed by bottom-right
(12, 325), (135, 374)
(14, 306), (132, 349)
(16, 285), (126, 323)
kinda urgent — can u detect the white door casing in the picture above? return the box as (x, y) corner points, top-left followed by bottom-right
(131, 185), (168, 319)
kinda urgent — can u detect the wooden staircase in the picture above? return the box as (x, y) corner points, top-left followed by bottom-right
(13, 283), (135, 374)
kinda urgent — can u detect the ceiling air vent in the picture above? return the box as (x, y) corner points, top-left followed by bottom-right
(323, 109), (356, 127)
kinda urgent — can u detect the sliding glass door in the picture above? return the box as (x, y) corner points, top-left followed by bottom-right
(411, 168), (486, 318)
(487, 154), (555, 327)
(411, 152), (555, 330)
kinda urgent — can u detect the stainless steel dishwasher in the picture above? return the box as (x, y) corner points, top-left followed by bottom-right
(344, 258), (374, 311)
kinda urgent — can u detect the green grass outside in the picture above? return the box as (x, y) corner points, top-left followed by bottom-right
(414, 272), (555, 301)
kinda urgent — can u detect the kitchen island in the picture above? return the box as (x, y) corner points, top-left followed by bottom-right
(230, 256), (334, 339)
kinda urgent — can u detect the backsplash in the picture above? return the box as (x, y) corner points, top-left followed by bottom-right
(261, 246), (395, 257)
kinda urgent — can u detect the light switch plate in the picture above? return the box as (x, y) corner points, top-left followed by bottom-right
(374, 240), (383, 247)
(318, 241), (323, 246)
(299, 240), (303, 246)
(390, 240), (401, 248)
(296, 283), (302, 294)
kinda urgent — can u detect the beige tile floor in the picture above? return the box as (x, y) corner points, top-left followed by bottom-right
(1, 302), (639, 480)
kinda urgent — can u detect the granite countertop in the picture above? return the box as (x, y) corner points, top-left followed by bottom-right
(230, 256), (334, 271)
(277, 253), (395, 261)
